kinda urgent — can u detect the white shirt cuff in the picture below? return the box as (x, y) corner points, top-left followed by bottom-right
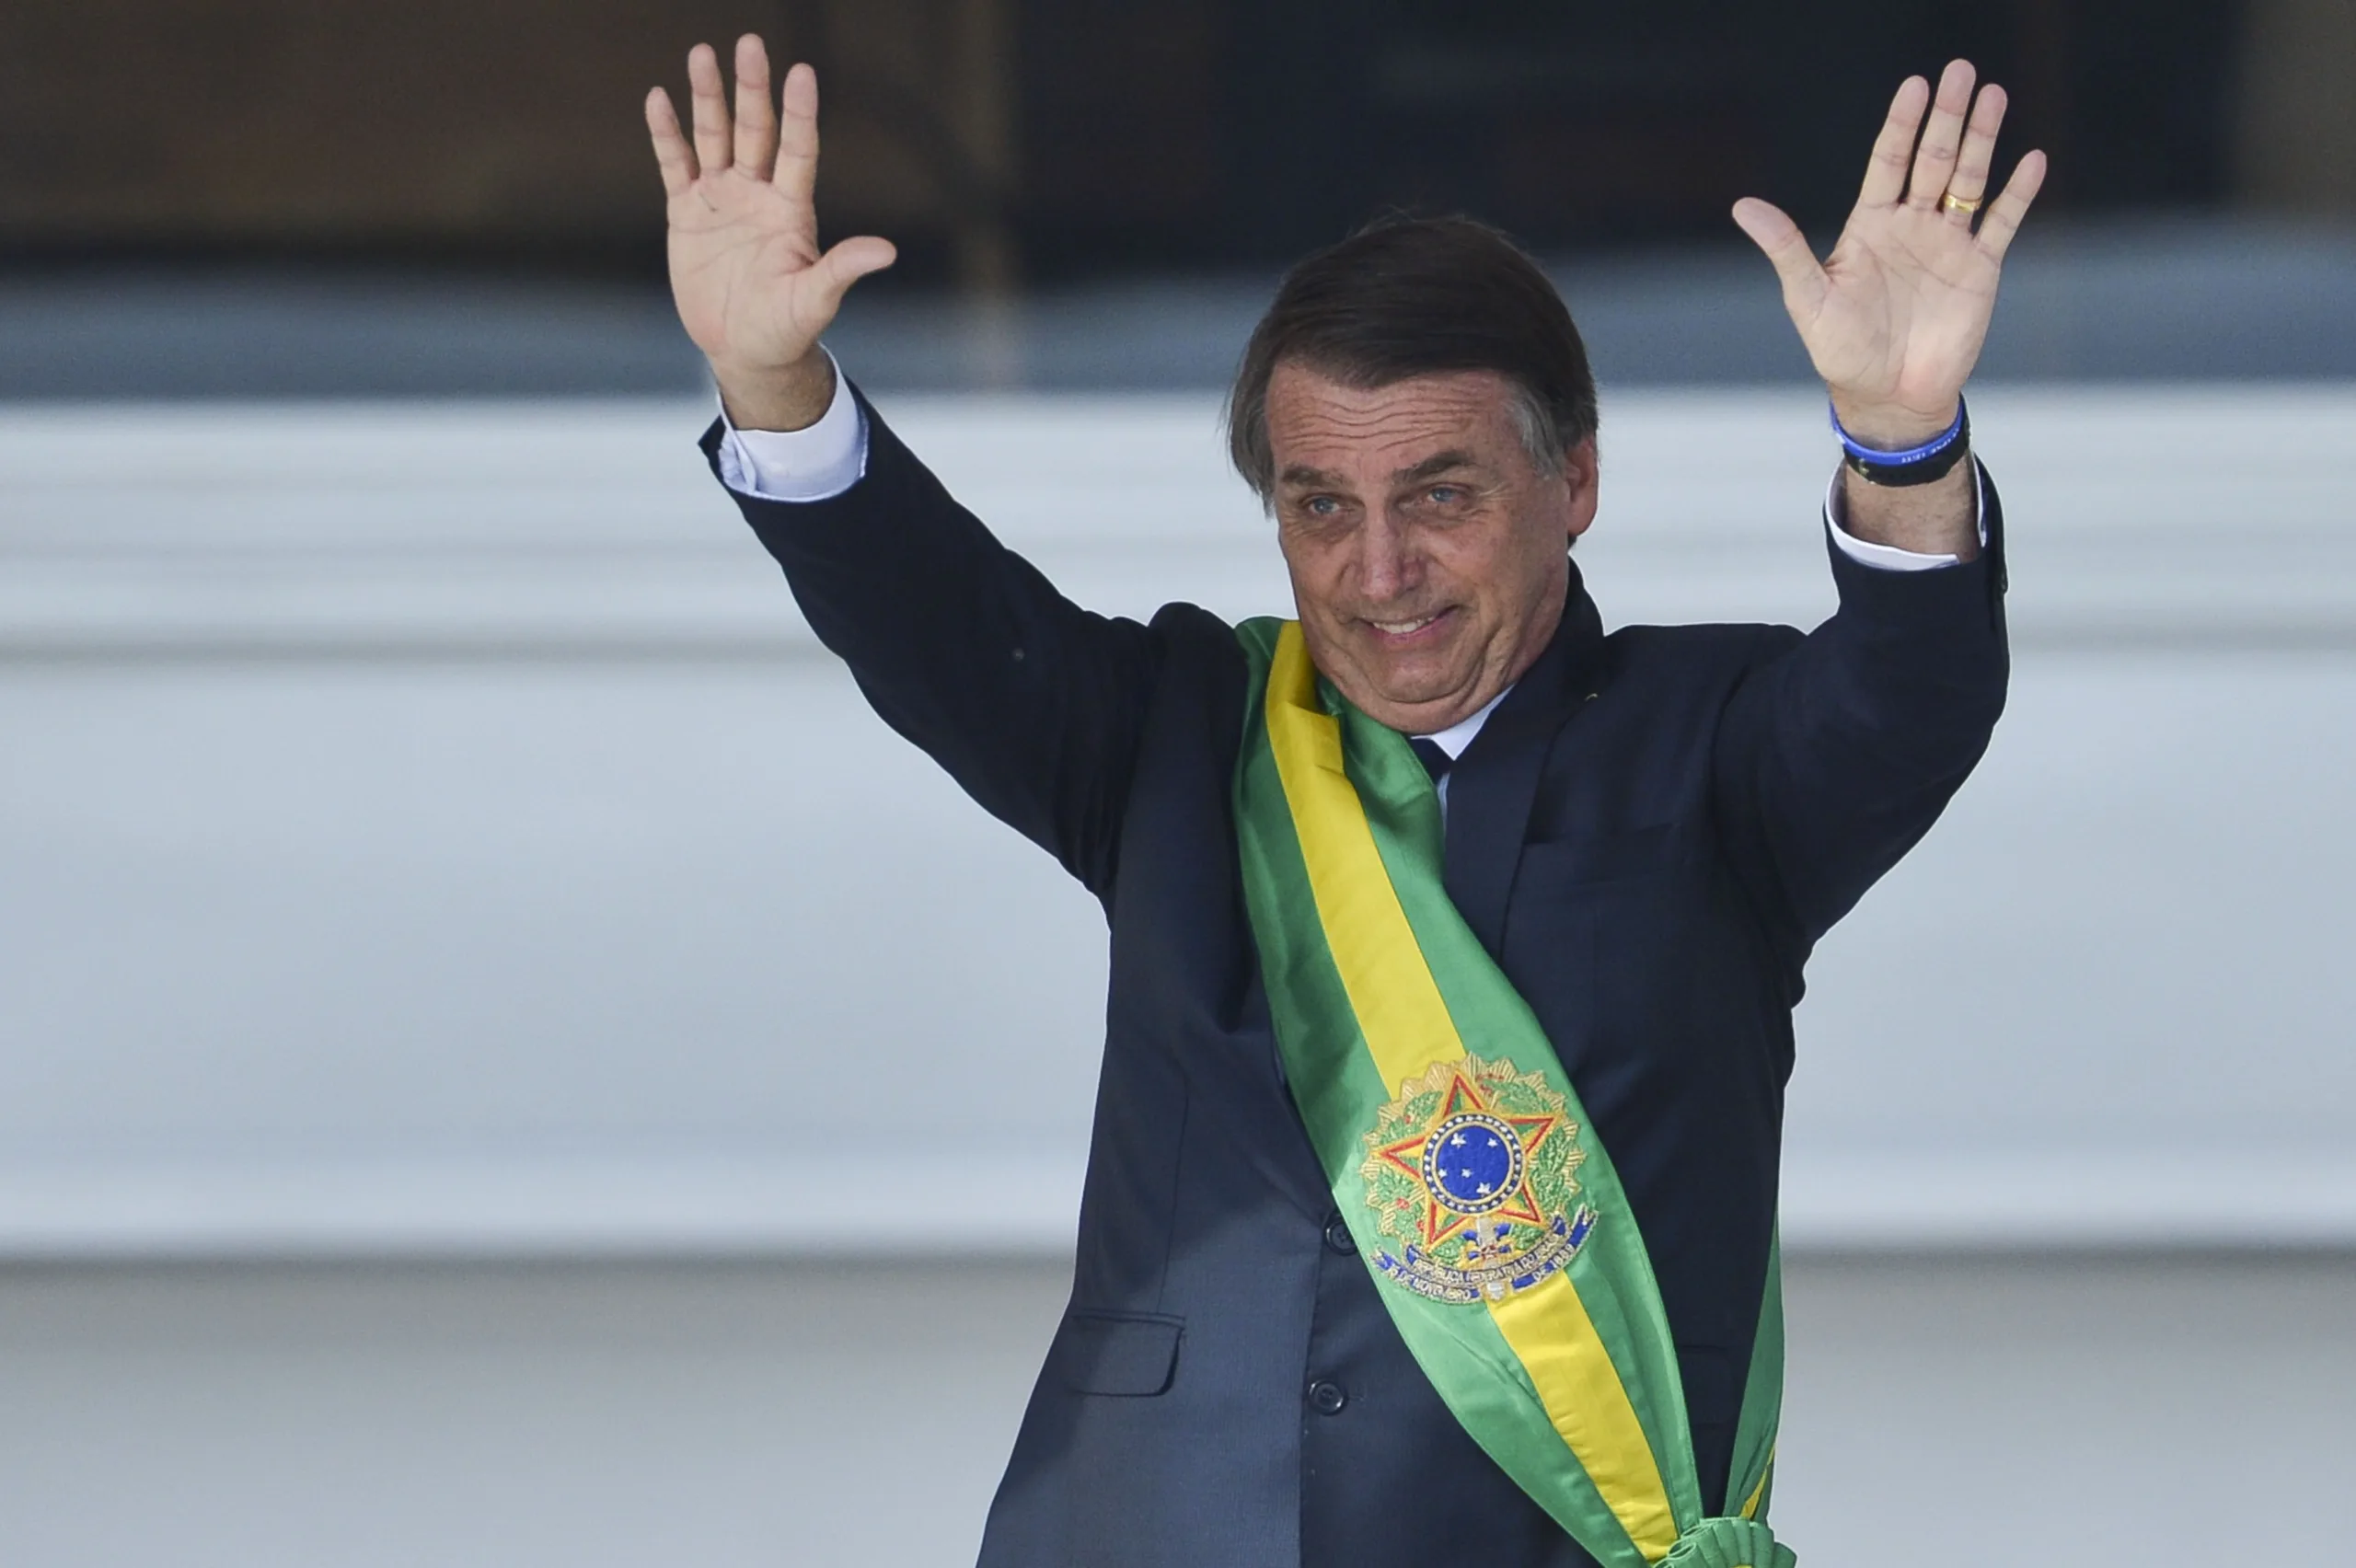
(1821, 459), (1989, 571)
(713, 350), (870, 502)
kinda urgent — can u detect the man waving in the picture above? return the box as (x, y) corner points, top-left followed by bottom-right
(648, 40), (2040, 1567)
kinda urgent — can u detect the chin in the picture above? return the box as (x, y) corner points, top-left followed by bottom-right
(1369, 674), (1456, 708)
(1363, 677), (1477, 727)
(1364, 652), (1470, 703)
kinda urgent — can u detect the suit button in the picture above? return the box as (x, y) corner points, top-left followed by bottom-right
(1322, 1215), (1356, 1255)
(1307, 1379), (1348, 1416)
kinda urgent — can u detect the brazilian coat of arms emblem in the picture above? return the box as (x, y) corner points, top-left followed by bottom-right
(1357, 1055), (1596, 1305)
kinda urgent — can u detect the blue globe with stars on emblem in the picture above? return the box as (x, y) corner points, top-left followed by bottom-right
(1418, 1112), (1525, 1216)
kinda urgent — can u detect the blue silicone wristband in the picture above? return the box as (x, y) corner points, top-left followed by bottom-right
(1829, 397), (1967, 466)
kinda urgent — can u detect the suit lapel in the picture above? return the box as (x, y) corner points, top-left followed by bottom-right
(1442, 569), (1608, 960)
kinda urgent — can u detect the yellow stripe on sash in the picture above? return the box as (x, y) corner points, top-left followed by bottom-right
(1490, 1277), (1677, 1560)
(1740, 1449), (1773, 1520)
(1263, 628), (1460, 1089)
(1263, 625), (1680, 1562)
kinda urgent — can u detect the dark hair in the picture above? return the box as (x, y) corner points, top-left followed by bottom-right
(1225, 214), (1599, 502)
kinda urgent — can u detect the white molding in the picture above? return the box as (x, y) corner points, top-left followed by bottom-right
(0, 1154), (1085, 1261)
(6, 388), (2355, 656)
(1779, 1151), (2356, 1251)
(2, 1148), (2350, 1260)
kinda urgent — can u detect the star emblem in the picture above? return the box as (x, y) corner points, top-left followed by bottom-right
(1367, 1063), (1563, 1252)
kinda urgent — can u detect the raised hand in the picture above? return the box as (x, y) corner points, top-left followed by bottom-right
(1732, 60), (2046, 448)
(646, 36), (895, 430)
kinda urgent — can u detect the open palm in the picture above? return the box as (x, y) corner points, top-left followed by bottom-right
(646, 38), (895, 396)
(1735, 61), (2047, 442)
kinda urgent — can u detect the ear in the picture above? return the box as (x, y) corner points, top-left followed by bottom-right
(1562, 436), (1600, 543)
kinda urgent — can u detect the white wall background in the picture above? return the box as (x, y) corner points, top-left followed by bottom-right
(0, 1252), (2350, 1568)
(5, 387), (2352, 1252)
(2, 388), (2352, 1565)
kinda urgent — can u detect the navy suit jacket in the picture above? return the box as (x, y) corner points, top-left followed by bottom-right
(708, 393), (2008, 1567)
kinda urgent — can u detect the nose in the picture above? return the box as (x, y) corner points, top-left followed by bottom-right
(1354, 512), (1420, 605)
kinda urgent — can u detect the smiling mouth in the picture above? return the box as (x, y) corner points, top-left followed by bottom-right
(1365, 609), (1450, 640)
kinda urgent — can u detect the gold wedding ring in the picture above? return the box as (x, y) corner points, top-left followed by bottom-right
(1940, 191), (1983, 216)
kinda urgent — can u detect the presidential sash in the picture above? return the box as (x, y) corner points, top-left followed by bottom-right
(1232, 617), (1794, 1568)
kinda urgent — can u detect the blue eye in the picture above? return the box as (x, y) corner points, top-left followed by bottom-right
(1428, 485), (1463, 504)
(1305, 496), (1340, 516)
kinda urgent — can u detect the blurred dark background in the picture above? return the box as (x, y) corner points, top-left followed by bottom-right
(2, 0), (2350, 391)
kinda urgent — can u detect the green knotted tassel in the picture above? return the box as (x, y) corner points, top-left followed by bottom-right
(1661, 1516), (1796, 1568)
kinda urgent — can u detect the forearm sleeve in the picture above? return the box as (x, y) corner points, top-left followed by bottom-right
(1712, 459), (2012, 944)
(704, 389), (1162, 901)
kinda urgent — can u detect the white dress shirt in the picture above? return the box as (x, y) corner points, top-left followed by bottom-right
(1412, 688), (1509, 815)
(716, 356), (1993, 804)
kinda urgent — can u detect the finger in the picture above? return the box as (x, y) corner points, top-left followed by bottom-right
(1906, 59), (1977, 208)
(775, 62), (820, 208)
(1975, 148), (2048, 262)
(808, 235), (898, 308)
(687, 42), (731, 176)
(1857, 75), (1931, 208)
(644, 87), (697, 196)
(1944, 82), (2007, 224)
(733, 34), (778, 181)
(1730, 198), (1829, 321)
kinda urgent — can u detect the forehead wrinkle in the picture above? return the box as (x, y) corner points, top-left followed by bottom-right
(1271, 378), (1507, 446)
(1274, 405), (1491, 463)
(1288, 411), (1468, 446)
(1266, 367), (1524, 495)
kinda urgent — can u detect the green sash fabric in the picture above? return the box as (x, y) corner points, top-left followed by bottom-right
(1231, 617), (1794, 1568)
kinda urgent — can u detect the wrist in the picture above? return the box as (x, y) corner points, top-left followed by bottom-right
(713, 352), (837, 433)
(1825, 391), (1959, 451)
(1830, 393), (1970, 489)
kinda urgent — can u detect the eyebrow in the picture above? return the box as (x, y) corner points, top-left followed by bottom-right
(1395, 449), (1477, 484)
(1276, 450), (1479, 490)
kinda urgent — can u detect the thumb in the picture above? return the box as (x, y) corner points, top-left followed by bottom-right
(1730, 198), (1827, 320)
(809, 235), (897, 309)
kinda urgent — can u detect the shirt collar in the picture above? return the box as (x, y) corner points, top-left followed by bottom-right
(1412, 685), (1513, 760)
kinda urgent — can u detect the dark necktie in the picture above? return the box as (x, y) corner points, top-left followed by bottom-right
(1409, 736), (1453, 787)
